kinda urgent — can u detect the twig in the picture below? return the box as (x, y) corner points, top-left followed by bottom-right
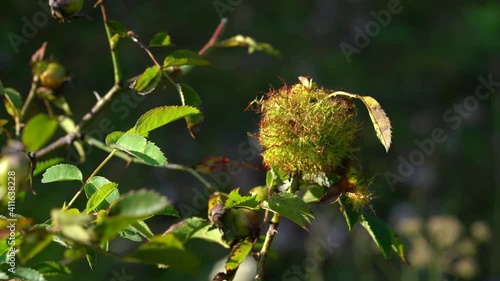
(199, 18), (227, 56)
(85, 136), (217, 193)
(34, 85), (124, 158)
(98, 0), (122, 85)
(255, 213), (280, 281)
(65, 149), (117, 209)
(20, 77), (38, 121)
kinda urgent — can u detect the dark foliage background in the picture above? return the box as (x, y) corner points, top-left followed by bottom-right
(1, 1), (499, 280)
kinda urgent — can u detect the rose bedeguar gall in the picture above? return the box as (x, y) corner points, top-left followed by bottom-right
(253, 81), (361, 176)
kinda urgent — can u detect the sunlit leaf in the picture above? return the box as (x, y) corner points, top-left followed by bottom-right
(149, 32), (172, 47)
(177, 84), (204, 138)
(216, 35), (281, 57)
(110, 134), (167, 166)
(85, 182), (118, 213)
(84, 176), (120, 210)
(2, 87), (23, 118)
(105, 131), (125, 145)
(225, 239), (253, 271)
(338, 194), (360, 231)
(22, 113), (58, 151)
(225, 188), (261, 209)
(41, 164), (83, 183)
(261, 193), (314, 229)
(163, 50), (210, 67)
(131, 65), (162, 95)
(9, 267), (46, 281)
(106, 20), (128, 36)
(331, 91), (392, 152)
(108, 189), (170, 218)
(359, 214), (392, 259)
(132, 105), (199, 137)
(33, 158), (64, 177)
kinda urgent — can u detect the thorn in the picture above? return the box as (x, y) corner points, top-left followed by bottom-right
(93, 91), (102, 101)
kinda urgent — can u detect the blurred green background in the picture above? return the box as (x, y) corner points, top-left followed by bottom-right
(1, 0), (500, 280)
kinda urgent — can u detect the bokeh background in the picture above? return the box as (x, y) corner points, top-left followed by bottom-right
(1, 1), (499, 280)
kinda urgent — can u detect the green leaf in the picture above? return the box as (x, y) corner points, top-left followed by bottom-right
(106, 20), (128, 36)
(33, 158), (64, 177)
(261, 193), (314, 229)
(163, 49), (210, 67)
(130, 220), (154, 239)
(165, 217), (209, 243)
(132, 105), (200, 137)
(105, 131), (125, 145)
(131, 65), (162, 95)
(160, 205), (180, 217)
(22, 114), (58, 151)
(32, 261), (71, 276)
(225, 239), (253, 271)
(109, 189), (170, 218)
(2, 87), (23, 117)
(301, 184), (325, 204)
(149, 32), (172, 47)
(111, 134), (167, 166)
(224, 188), (261, 209)
(266, 170), (275, 187)
(51, 209), (93, 245)
(177, 84), (204, 138)
(41, 164), (83, 183)
(390, 230), (410, 265)
(96, 217), (141, 241)
(85, 249), (97, 270)
(9, 267), (46, 281)
(331, 91), (392, 152)
(216, 35), (281, 57)
(120, 227), (143, 242)
(18, 228), (53, 264)
(126, 234), (200, 273)
(85, 182), (118, 213)
(359, 214), (392, 259)
(359, 96), (392, 152)
(338, 194), (360, 231)
(190, 224), (229, 248)
(84, 176), (120, 210)
(37, 89), (72, 115)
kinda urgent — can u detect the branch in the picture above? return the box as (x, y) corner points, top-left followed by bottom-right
(34, 0), (124, 159)
(199, 17), (227, 56)
(34, 84), (124, 158)
(85, 136), (217, 193)
(255, 213), (280, 281)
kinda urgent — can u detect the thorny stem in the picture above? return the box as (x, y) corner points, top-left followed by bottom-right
(34, 1), (124, 158)
(255, 213), (281, 281)
(34, 85), (124, 158)
(97, 0), (122, 85)
(86, 136), (217, 193)
(65, 149), (117, 209)
(19, 77), (38, 123)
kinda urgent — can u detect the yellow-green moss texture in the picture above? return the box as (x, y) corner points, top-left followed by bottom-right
(257, 83), (359, 175)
